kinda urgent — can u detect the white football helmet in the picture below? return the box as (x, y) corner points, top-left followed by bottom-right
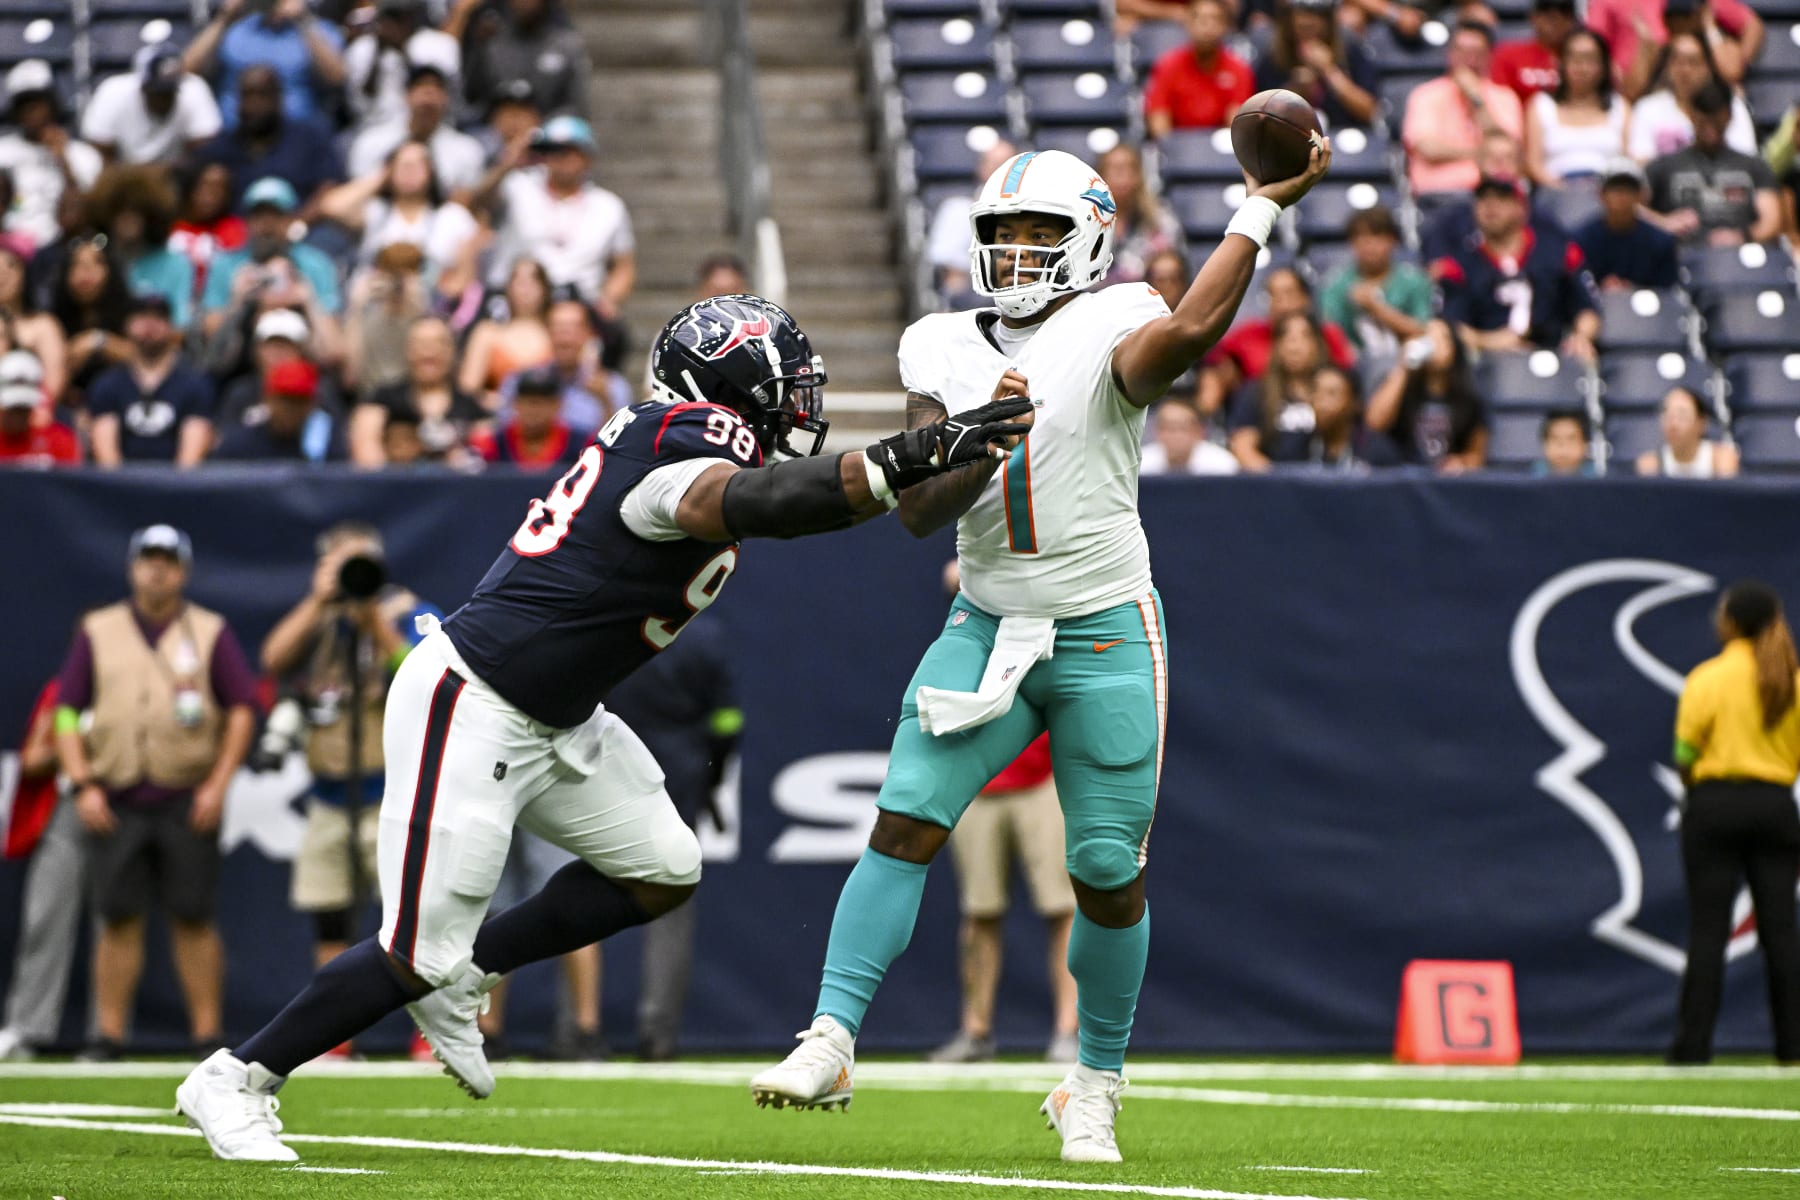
(967, 149), (1117, 320)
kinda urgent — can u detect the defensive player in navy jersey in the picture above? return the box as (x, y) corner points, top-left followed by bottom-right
(175, 295), (1034, 1162)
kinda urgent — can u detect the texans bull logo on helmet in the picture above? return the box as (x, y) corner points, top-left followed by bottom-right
(651, 294), (831, 459)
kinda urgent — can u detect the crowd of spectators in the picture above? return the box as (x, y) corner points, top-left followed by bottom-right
(0, 0), (694, 474)
(919, 0), (1799, 477)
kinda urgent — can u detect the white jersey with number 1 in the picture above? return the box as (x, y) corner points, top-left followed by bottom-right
(898, 283), (1172, 621)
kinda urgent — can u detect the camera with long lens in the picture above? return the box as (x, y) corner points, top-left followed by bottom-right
(337, 553), (387, 601)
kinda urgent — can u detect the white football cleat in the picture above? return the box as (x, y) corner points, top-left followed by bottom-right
(175, 1049), (299, 1162)
(1041, 1065), (1126, 1163)
(407, 963), (501, 1100)
(749, 1015), (855, 1111)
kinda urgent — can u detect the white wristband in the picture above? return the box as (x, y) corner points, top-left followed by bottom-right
(1225, 196), (1281, 249)
(862, 450), (900, 509)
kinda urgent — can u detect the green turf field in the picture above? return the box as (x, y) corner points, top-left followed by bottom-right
(3, 1060), (1798, 1199)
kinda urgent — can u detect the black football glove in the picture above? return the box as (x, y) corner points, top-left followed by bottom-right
(867, 396), (1036, 492)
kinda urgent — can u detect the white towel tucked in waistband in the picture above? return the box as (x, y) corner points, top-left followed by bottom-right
(916, 616), (1056, 736)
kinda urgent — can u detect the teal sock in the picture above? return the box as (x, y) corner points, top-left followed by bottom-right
(1067, 905), (1150, 1072)
(813, 848), (929, 1037)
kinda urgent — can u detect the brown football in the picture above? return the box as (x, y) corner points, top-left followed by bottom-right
(1230, 89), (1322, 185)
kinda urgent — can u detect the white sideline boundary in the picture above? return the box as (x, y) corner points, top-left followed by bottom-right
(0, 1112), (1364, 1200)
(4, 1060), (1800, 1083)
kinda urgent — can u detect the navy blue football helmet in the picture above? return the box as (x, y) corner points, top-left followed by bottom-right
(649, 295), (829, 458)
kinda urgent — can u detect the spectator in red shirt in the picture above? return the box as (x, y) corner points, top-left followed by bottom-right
(1491, 0), (1575, 103)
(1144, 0), (1255, 139)
(0, 349), (79, 466)
(169, 161), (248, 315)
(468, 365), (583, 469)
(1197, 267), (1355, 417)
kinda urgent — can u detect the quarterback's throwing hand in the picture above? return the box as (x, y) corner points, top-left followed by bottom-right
(868, 396), (1036, 491)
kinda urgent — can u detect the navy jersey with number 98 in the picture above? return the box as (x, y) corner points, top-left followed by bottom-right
(443, 400), (762, 728)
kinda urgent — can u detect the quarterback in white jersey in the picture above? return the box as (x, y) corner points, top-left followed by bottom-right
(752, 141), (1331, 1160)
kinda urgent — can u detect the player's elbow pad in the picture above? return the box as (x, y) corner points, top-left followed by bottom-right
(719, 453), (857, 540)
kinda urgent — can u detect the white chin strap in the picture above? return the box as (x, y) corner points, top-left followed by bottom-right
(991, 289), (1056, 319)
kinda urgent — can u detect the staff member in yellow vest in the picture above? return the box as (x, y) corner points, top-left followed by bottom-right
(261, 521), (436, 981)
(53, 525), (258, 1061)
(1670, 580), (1800, 1064)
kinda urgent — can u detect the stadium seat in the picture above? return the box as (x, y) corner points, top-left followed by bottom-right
(1485, 411), (1556, 469)
(1129, 19), (1189, 71)
(1593, 287), (1693, 352)
(89, 19), (194, 71)
(0, 18), (74, 66)
(879, 0), (984, 17)
(909, 124), (1001, 181)
(1724, 353), (1800, 411)
(1323, 125), (1397, 183)
(1745, 0), (1800, 19)
(889, 18), (998, 71)
(1488, 0), (1534, 14)
(1679, 242), (1796, 303)
(1009, 18), (1118, 73)
(1300, 241), (1355, 286)
(1754, 24), (1800, 75)
(1020, 72), (1132, 126)
(1168, 182), (1245, 241)
(1156, 127), (1245, 183)
(1535, 183), (1604, 235)
(1377, 74), (1437, 130)
(1745, 78), (1795, 132)
(1476, 349), (1592, 410)
(919, 178), (969, 217)
(1361, 23), (1453, 76)
(1702, 290), (1800, 357)
(87, 0), (197, 15)
(1600, 351), (1713, 411)
(1732, 411), (1800, 473)
(1290, 182), (1401, 242)
(4, 0), (81, 14)
(901, 71), (1009, 125)
(1601, 413), (1665, 469)
(997, 0), (1107, 15)
(1027, 125), (1124, 160)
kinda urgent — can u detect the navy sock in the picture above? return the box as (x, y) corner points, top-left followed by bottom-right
(471, 861), (650, 977)
(235, 938), (423, 1077)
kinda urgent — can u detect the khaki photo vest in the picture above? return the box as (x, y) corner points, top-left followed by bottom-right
(304, 587), (418, 780)
(82, 601), (226, 791)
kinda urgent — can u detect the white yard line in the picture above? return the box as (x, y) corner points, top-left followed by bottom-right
(1721, 1167), (1800, 1174)
(3, 1060), (1799, 1083)
(1123, 1085), (1800, 1122)
(0, 1112), (1363, 1200)
(0, 1103), (170, 1118)
(284, 1166), (387, 1175)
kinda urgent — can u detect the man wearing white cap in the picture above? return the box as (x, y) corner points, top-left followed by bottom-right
(472, 115), (635, 312)
(0, 61), (102, 248)
(0, 349), (78, 467)
(53, 525), (258, 1059)
(215, 306), (342, 428)
(82, 44), (223, 169)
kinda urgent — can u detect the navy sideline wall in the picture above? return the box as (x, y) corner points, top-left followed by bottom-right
(2, 468), (1797, 1054)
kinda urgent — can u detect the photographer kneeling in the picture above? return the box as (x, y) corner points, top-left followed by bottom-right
(260, 522), (437, 999)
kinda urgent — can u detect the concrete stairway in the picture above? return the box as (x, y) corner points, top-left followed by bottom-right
(753, 0), (907, 411)
(575, 0), (735, 367)
(574, 0), (907, 435)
